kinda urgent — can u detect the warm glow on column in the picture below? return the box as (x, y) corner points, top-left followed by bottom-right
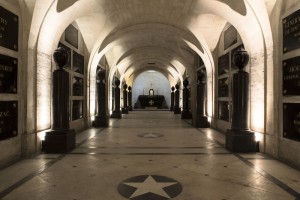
(89, 75), (96, 117)
(251, 102), (264, 132)
(255, 132), (262, 142)
(206, 73), (213, 117)
(36, 53), (51, 130)
(249, 49), (265, 132)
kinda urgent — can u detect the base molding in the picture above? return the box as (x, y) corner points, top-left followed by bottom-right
(195, 115), (210, 128)
(42, 129), (76, 153)
(92, 115), (108, 127)
(226, 129), (256, 152)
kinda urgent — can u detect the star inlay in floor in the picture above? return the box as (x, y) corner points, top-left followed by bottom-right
(118, 175), (182, 199)
(138, 133), (164, 138)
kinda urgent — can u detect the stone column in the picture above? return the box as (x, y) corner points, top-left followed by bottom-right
(92, 69), (108, 127)
(111, 78), (121, 118)
(174, 84), (181, 114)
(181, 79), (192, 119)
(170, 86), (175, 111)
(42, 47), (75, 153)
(122, 83), (128, 114)
(195, 70), (210, 127)
(128, 86), (133, 111)
(226, 48), (256, 152)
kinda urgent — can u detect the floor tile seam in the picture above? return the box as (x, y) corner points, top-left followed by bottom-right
(194, 128), (225, 147)
(0, 128), (106, 199)
(0, 154), (64, 199)
(76, 128), (105, 147)
(68, 152), (232, 155)
(195, 128), (300, 198)
(234, 154), (300, 199)
(76, 146), (225, 149)
(245, 175), (292, 196)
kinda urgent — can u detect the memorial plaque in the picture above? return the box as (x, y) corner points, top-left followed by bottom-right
(58, 42), (71, 69)
(72, 76), (83, 96)
(218, 53), (229, 75)
(283, 103), (300, 141)
(73, 51), (84, 74)
(72, 100), (83, 120)
(65, 24), (78, 48)
(224, 26), (237, 50)
(0, 101), (18, 140)
(231, 44), (245, 70)
(0, 54), (17, 93)
(218, 101), (230, 122)
(282, 56), (300, 95)
(218, 77), (229, 97)
(283, 9), (300, 53)
(0, 6), (18, 51)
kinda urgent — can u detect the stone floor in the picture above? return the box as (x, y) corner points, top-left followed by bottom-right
(0, 111), (300, 200)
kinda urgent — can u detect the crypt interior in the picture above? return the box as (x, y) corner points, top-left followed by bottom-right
(0, 0), (300, 199)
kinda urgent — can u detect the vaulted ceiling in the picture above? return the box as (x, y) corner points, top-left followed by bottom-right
(29, 0), (276, 84)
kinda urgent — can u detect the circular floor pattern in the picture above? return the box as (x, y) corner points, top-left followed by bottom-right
(118, 175), (182, 200)
(142, 120), (159, 123)
(137, 133), (164, 138)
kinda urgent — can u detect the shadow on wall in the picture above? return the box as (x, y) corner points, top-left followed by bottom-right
(57, 0), (78, 13)
(216, 0), (247, 16)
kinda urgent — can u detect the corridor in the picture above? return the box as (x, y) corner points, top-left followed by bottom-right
(0, 111), (299, 200)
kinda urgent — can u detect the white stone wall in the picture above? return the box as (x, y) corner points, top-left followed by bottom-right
(132, 71), (171, 108)
(0, 1), (22, 168)
(269, 0), (300, 167)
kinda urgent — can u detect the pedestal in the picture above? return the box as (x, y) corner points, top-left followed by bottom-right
(122, 107), (128, 114)
(111, 79), (121, 118)
(181, 111), (192, 119)
(195, 115), (210, 128)
(174, 84), (181, 114)
(226, 129), (256, 152)
(42, 129), (76, 153)
(92, 115), (108, 127)
(174, 107), (181, 114)
(111, 110), (121, 118)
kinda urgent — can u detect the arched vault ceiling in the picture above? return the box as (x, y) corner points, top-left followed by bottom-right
(114, 47), (189, 77)
(32, 0), (276, 78)
(123, 59), (178, 81)
(125, 66), (177, 88)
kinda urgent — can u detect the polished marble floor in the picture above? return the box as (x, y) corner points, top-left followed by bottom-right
(0, 111), (300, 200)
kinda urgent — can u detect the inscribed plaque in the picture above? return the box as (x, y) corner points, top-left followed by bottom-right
(72, 76), (83, 96)
(283, 103), (300, 141)
(282, 56), (300, 95)
(283, 9), (300, 53)
(0, 101), (18, 140)
(72, 100), (83, 120)
(218, 53), (229, 76)
(218, 101), (230, 122)
(73, 51), (84, 74)
(0, 6), (18, 51)
(218, 77), (229, 97)
(0, 54), (17, 93)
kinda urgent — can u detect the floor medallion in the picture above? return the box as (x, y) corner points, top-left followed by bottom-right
(118, 175), (182, 199)
(137, 133), (164, 138)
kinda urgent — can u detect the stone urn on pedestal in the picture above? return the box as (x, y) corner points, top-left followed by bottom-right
(181, 79), (192, 119)
(42, 47), (76, 153)
(226, 48), (256, 152)
(122, 83), (129, 114)
(170, 86), (175, 111)
(174, 84), (181, 114)
(111, 78), (122, 118)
